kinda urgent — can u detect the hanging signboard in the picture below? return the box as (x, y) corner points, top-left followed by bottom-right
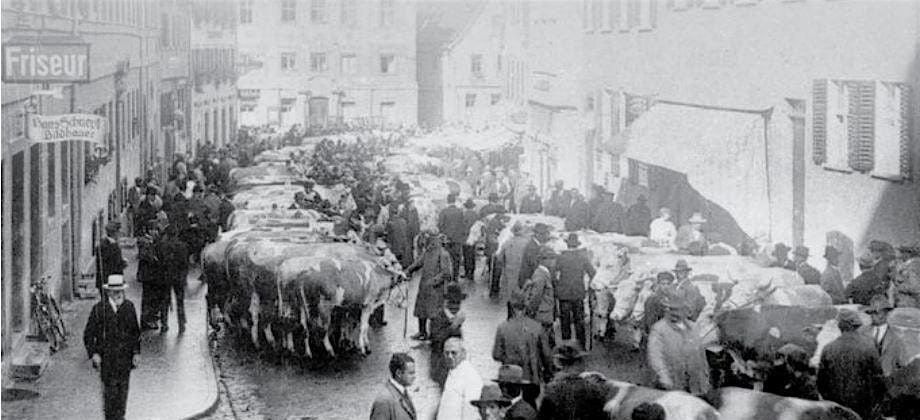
(27, 113), (106, 144)
(2, 37), (91, 83)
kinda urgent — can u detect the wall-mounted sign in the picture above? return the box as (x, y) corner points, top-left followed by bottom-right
(2, 37), (91, 83)
(27, 114), (106, 144)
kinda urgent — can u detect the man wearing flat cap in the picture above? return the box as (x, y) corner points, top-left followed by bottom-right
(818, 309), (886, 420)
(791, 246), (822, 285)
(84, 275), (141, 420)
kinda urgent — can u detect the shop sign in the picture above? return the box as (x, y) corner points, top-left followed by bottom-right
(2, 40), (91, 83)
(27, 114), (106, 144)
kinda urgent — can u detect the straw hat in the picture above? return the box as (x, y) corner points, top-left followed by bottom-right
(688, 212), (707, 224)
(103, 274), (128, 291)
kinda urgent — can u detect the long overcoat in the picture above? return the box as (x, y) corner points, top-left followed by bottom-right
(412, 247), (452, 318)
(646, 318), (711, 395)
(83, 299), (141, 382)
(817, 332), (886, 420)
(492, 315), (553, 385)
(498, 235), (530, 302)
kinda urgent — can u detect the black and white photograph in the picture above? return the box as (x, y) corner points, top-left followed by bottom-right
(1, 0), (919, 419)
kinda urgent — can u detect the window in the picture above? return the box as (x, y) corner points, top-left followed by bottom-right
(240, 0), (253, 23)
(670, 0), (691, 10)
(380, 54), (395, 74)
(340, 0), (357, 26)
(471, 54), (483, 77)
(310, 53), (327, 72)
(341, 54), (356, 75)
(465, 93), (476, 108)
(619, 0), (630, 31)
(491, 93), (501, 105)
(281, 0), (296, 22)
(281, 52), (297, 70)
(592, 0), (603, 30)
(380, 0), (395, 26)
(638, 0), (657, 31)
(874, 82), (910, 179)
(311, 0), (325, 22)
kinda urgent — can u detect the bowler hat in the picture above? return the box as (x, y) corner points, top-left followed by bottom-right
(793, 246), (810, 258)
(553, 341), (589, 362)
(103, 274), (129, 291)
(509, 290), (527, 309)
(488, 192), (500, 201)
(463, 198), (476, 209)
(865, 294), (894, 314)
(494, 364), (530, 384)
(564, 233), (581, 248)
(533, 223), (551, 235)
(869, 240), (893, 253)
(673, 259), (692, 272)
(444, 284), (467, 303)
(773, 243), (791, 256)
(470, 384), (512, 407)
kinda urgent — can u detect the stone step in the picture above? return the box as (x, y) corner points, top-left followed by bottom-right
(8, 339), (52, 381)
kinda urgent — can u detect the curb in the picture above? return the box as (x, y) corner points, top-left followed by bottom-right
(183, 305), (221, 420)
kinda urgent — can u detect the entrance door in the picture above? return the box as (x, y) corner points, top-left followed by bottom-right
(308, 97), (329, 127)
(379, 101), (395, 127)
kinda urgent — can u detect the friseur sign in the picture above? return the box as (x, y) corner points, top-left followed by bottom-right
(2, 36), (90, 83)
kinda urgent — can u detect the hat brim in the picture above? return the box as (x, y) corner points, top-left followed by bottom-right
(689, 218), (707, 224)
(103, 284), (128, 290)
(674, 267), (692, 272)
(471, 400), (512, 407)
(494, 377), (531, 385)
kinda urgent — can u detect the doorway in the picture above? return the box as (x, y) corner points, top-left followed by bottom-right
(309, 97), (329, 127)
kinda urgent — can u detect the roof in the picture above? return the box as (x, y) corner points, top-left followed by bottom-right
(417, 0), (487, 53)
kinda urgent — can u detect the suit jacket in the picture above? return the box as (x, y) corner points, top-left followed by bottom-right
(818, 332), (886, 419)
(506, 399), (537, 420)
(370, 381), (416, 420)
(518, 195), (543, 214)
(438, 205), (467, 244)
(493, 315), (553, 385)
(555, 249), (596, 301)
(862, 324), (903, 376)
(523, 266), (555, 324)
(518, 239), (541, 288)
(796, 262), (822, 285)
(83, 299), (141, 382)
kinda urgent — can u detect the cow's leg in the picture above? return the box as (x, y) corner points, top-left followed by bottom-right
(323, 331), (336, 357)
(358, 305), (374, 355)
(299, 306), (313, 358)
(248, 292), (261, 349)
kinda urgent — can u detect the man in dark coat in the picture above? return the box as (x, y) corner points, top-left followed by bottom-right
(370, 353), (417, 420)
(97, 222), (127, 293)
(438, 194), (467, 281)
(400, 199), (421, 264)
(461, 198), (479, 281)
(406, 230), (452, 341)
(495, 364), (537, 420)
(543, 181), (567, 217)
(155, 224), (189, 333)
(555, 234), (596, 348)
(847, 255), (886, 305)
(518, 224), (551, 289)
(84, 275), (141, 420)
(429, 284), (467, 387)
(166, 192), (190, 233)
(791, 246), (822, 285)
(134, 187), (161, 234)
(625, 195), (651, 236)
(493, 292), (553, 409)
(763, 343), (819, 400)
(821, 245), (847, 304)
(817, 309), (886, 420)
(480, 193), (506, 219)
(564, 190), (590, 232)
(517, 185), (542, 214)
(136, 221), (161, 330)
(590, 191), (625, 233)
(387, 207), (412, 268)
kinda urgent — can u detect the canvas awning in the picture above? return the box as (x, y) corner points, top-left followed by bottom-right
(621, 103), (771, 241)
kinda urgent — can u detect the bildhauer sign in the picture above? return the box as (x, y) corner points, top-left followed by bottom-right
(27, 114), (106, 144)
(3, 38), (91, 83)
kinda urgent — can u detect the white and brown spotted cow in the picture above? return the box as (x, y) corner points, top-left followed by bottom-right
(705, 387), (860, 420)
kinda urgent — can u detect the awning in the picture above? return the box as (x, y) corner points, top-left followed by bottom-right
(621, 103), (771, 241)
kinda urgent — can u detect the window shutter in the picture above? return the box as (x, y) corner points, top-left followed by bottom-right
(899, 84), (912, 179)
(812, 79), (828, 164)
(848, 81), (875, 172)
(650, 0), (658, 28)
(628, 0), (639, 30)
(610, 0), (621, 30)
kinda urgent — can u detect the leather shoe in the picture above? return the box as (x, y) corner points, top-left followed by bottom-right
(410, 332), (428, 341)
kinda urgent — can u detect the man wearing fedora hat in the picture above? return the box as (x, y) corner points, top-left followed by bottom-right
(469, 383), (512, 420)
(518, 223), (552, 294)
(564, 189), (590, 232)
(406, 229), (453, 341)
(555, 233), (596, 349)
(770, 242), (793, 269)
(646, 289), (711, 395)
(494, 365), (536, 420)
(461, 198), (480, 281)
(84, 275), (141, 420)
(675, 212), (708, 256)
(551, 341), (589, 379)
(791, 246), (822, 285)
(439, 194), (467, 282)
(672, 260), (706, 322)
(821, 245), (847, 304)
(544, 180), (567, 217)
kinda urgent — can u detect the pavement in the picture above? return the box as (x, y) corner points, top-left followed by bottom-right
(2, 244), (219, 420)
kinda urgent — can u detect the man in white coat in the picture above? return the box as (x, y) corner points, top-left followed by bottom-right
(437, 337), (483, 420)
(649, 207), (677, 250)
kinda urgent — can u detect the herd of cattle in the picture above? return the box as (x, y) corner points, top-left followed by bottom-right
(198, 135), (920, 418)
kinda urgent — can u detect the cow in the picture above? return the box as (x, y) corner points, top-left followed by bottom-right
(704, 387), (860, 420)
(563, 371), (720, 420)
